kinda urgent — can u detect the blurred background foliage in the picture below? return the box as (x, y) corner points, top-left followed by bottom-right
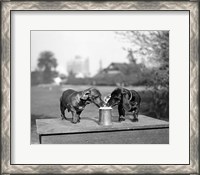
(117, 31), (169, 119)
(31, 51), (58, 85)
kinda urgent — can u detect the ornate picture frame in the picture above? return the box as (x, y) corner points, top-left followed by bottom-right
(1, 1), (199, 174)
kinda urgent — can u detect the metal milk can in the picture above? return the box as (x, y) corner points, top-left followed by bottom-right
(99, 107), (112, 126)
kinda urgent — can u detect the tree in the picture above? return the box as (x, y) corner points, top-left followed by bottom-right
(37, 51), (58, 84)
(116, 31), (169, 119)
(118, 31), (169, 69)
(31, 70), (43, 86)
(127, 49), (136, 64)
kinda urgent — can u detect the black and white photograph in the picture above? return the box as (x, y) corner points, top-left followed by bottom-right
(31, 30), (169, 144)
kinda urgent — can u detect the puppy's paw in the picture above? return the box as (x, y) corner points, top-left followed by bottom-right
(61, 115), (67, 120)
(119, 116), (125, 122)
(72, 118), (79, 124)
(72, 120), (78, 124)
(132, 118), (139, 122)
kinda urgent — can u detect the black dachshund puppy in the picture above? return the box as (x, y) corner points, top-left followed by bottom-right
(107, 88), (141, 122)
(60, 88), (104, 124)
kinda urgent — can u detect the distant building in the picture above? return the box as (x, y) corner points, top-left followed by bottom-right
(67, 55), (90, 78)
(53, 74), (68, 85)
(53, 77), (62, 85)
(95, 62), (129, 77)
(94, 62), (143, 86)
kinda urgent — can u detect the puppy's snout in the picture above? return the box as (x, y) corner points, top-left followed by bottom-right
(106, 99), (113, 107)
(99, 99), (105, 107)
(94, 97), (105, 107)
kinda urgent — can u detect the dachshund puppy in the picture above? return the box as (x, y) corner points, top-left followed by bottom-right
(60, 88), (104, 124)
(107, 88), (141, 122)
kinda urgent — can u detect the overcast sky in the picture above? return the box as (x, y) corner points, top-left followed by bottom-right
(31, 31), (129, 76)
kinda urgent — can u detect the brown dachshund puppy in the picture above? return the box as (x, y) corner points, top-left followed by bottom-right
(60, 88), (104, 124)
(107, 88), (141, 122)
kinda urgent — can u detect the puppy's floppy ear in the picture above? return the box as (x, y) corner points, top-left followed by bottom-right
(121, 88), (132, 100)
(81, 89), (91, 100)
(121, 89), (124, 94)
(121, 88), (128, 94)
